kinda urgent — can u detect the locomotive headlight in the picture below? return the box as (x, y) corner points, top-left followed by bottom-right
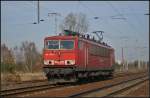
(44, 60), (49, 65)
(49, 60), (54, 65)
(65, 60), (75, 65)
(44, 60), (54, 65)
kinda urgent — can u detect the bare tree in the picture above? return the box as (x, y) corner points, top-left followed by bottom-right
(75, 13), (89, 33)
(13, 46), (25, 65)
(1, 42), (42, 73)
(1, 44), (15, 73)
(21, 41), (41, 72)
(59, 13), (89, 34)
(1, 44), (15, 65)
(13, 46), (27, 72)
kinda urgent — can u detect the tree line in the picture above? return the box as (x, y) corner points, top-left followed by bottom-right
(1, 41), (42, 73)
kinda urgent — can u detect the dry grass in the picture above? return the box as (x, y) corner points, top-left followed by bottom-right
(1, 72), (46, 85)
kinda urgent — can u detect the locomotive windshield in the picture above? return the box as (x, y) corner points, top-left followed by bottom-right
(46, 40), (59, 49)
(45, 40), (74, 50)
(60, 40), (74, 49)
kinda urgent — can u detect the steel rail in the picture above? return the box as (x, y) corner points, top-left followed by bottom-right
(1, 80), (48, 91)
(1, 83), (65, 97)
(105, 77), (148, 97)
(68, 74), (148, 97)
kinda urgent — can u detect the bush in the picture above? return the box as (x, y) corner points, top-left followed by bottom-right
(1, 63), (16, 73)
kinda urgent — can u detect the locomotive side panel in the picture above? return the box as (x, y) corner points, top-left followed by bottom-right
(77, 40), (87, 70)
(110, 49), (115, 67)
(77, 38), (114, 71)
(87, 43), (112, 71)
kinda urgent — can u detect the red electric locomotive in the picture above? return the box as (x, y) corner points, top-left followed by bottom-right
(43, 30), (115, 83)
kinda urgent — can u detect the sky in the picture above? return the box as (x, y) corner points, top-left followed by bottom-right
(1, 1), (149, 62)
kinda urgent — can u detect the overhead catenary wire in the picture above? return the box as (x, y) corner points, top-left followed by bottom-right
(106, 2), (144, 55)
(78, 1), (98, 18)
(78, 1), (129, 39)
(106, 2), (140, 39)
(77, 1), (130, 48)
(3, 1), (38, 25)
(127, 5), (145, 32)
(109, 2), (148, 48)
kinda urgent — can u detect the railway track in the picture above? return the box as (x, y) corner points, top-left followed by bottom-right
(1, 79), (48, 91)
(0, 82), (66, 97)
(0, 71), (148, 97)
(68, 74), (149, 97)
(105, 77), (149, 97)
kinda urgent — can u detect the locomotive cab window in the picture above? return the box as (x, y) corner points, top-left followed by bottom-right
(60, 40), (74, 49)
(45, 40), (74, 50)
(46, 40), (59, 49)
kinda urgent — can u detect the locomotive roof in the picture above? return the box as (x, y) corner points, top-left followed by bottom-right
(44, 35), (114, 50)
(78, 37), (114, 50)
(44, 35), (77, 40)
